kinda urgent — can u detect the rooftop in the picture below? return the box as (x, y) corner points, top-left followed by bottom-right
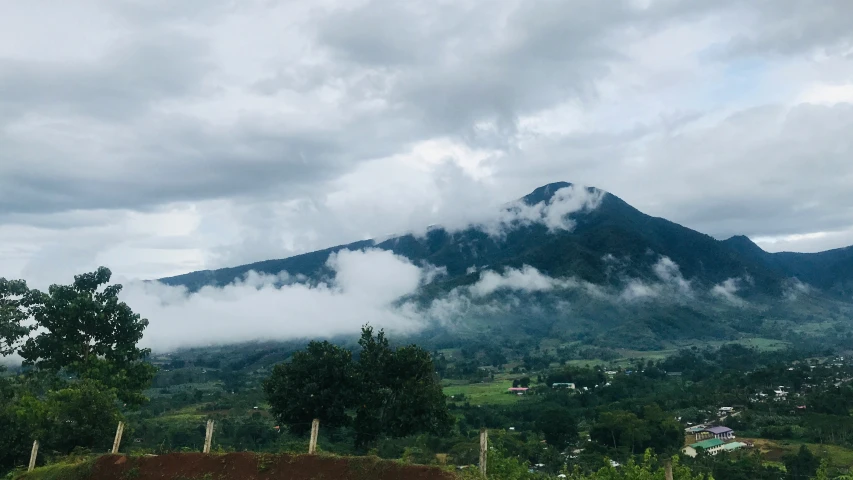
(705, 426), (733, 434)
(721, 442), (747, 451)
(690, 438), (724, 449)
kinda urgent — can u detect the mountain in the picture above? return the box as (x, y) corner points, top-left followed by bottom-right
(162, 182), (853, 296)
(158, 182), (853, 349)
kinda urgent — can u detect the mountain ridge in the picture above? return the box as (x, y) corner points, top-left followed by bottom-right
(159, 182), (853, 299)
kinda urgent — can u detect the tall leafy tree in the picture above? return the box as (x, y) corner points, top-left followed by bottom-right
(19, 267), (155, 405)
(353, 326), (453, 447)
(263, 340), (355, 435)
(0, 278), (31, 357)
(783, 445), (820, 480)
(264, 326), (453, 448)
(46, 379), (122, 453)
(536, 407), (579, 452)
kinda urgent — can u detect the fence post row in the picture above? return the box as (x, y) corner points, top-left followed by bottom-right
(203, 419), (215, 454)
(27, 419), (480, 472)
(28, 440), (39, 472)
(308, 419), (320, 454)
(479, 428), (488, 478)
(112, 421), (125, 454)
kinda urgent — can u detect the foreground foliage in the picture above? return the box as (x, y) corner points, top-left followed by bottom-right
(0, 268), (155, 475)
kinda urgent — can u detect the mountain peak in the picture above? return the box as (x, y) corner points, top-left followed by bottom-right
(723, 235), (766, 255)
(522, 181), (577, 205)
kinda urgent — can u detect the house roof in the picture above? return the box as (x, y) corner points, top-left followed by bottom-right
(721, 442), (746, 451)
(704, 426), (733, 434)
(690, 438), (724, 449)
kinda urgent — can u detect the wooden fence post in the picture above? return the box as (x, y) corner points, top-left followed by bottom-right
(479, 428), (488, 478)
(308, 419), (319, 454)
(28, 440), (39, 472)
(203, 419), (215, 453)
(112, 421), (125, 454)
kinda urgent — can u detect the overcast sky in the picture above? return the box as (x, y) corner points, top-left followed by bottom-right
(3, 0), (853, 288)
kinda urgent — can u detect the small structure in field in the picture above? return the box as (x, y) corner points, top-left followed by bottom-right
(551, 382), (576, 390)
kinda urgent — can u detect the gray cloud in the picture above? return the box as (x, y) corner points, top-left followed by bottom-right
(629, 104), (853, 239)
(723, 0), (853, 57)
(0, 34), (210, 122)
(2, 0), (853, 284)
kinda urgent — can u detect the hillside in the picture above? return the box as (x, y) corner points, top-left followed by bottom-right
(157, 182), (853, 348)
(160, 182), (853, 295)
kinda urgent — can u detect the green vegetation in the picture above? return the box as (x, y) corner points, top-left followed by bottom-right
(264, 326), (453, 447)
(444, 380), (517, 406)
(4, 456), (95, 480)
(5, 265), (853, 479)
(1, 268), (155, 475)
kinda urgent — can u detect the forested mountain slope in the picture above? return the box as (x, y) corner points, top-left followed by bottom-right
(160, 182), (853, 299)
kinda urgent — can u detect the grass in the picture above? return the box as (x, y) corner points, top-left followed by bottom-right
(573, 337), (791, 369)
(742, 437), (853, 468)
(12, 457), (95, 480)
(443, 379), (523, 406)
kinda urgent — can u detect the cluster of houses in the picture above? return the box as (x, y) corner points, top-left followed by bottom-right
(682, 425), (750, 458)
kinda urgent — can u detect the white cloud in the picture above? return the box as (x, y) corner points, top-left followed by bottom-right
(652, 256), (692, 295)
(783, 277), (812, 301)
(469, 265), (578, 297)
(711, 277), (747, 306)
(620, 280), (662, 301)
(125, 249), (430, 351)
(472, 185), (605, 237)
(798, 84), (853, 106)
(620, 256), (693, 302)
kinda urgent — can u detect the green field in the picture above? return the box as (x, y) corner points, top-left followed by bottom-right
(443, 378), (526, 406)
(744, 438), (853, 468)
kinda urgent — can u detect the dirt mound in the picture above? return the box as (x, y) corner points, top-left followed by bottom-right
(81, 452), (457, 480)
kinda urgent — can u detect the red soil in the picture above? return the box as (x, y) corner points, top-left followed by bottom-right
(88, 453), (457, 480)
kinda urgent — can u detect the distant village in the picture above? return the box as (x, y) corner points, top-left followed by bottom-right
(502, 355), (853, 465)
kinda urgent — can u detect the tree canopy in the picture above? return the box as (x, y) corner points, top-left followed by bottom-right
(0, 278), (31, 357)
(264, 325), (453, 448)
(0, 267), (156, 473)
(18, 267), (156, 405)
(264, 340), (355, 435)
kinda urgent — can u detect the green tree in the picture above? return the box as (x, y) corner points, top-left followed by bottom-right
(590, 410), (649, 454)
(263, 340), (355, 435)
(642, 404), (685, 479)
(0, 278), (31, 357)
(264, 326), (453, 448)
(536, 407), (579, 452)
(46, 379), (121, 453)
(353, 326), (453, 448)
(19, 267), (156, 405)
(783, 445), (820, 480)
